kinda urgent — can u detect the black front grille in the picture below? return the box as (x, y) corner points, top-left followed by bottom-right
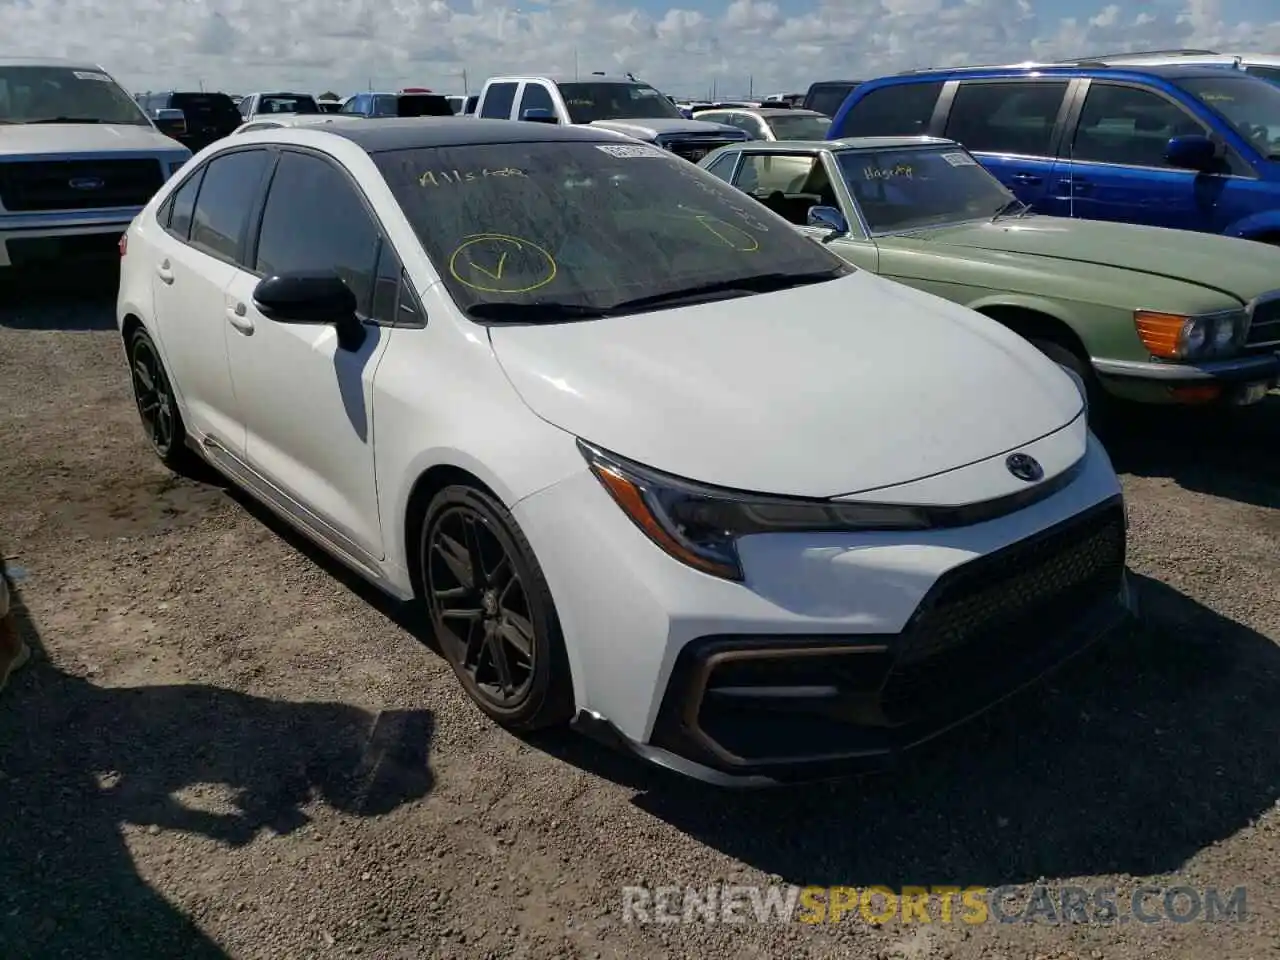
(1246, 297), (1280, 349)
(0, 158), (164, 212)
(666, 139), (736, 163)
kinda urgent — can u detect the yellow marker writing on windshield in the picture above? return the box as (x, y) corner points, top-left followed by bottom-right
(449, 234), (557, 294)
(694, 215), (759, 252)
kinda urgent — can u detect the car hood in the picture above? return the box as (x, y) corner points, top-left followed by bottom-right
(914, 216), (1280, 303)
(488, 271), (1083, 498)
(589, 117), (743, 140)
(0, 122), (186, 157)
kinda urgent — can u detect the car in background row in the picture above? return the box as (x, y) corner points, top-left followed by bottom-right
(829, 63), (1280, 242)
(1062, 48), (1280, 84)
(338, 91), (454, 118)
(232, 115), (354, 136)
(690, 106), (831, 141)
(237, 92), (321, 122)
(803, 79), (862, 117)
(117, 117), (1131, 785)
(700, 136), (1280, 412)
(473, 74), (748, 162)
(0, 57), (190, 271)
(138, 90), (243, 152)
(317, 96), (344, 113)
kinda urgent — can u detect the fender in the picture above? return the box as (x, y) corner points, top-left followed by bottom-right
(1222, 208), (1280, 241)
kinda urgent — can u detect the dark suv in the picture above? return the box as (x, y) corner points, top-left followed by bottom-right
(139, 91), (241, 152)
(827, 63), (1280, 241)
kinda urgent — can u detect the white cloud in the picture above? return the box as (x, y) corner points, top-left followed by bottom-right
(3, 0), (1279, 98)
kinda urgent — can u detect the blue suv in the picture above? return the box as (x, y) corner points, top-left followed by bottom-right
(827, 63), (1280, 241)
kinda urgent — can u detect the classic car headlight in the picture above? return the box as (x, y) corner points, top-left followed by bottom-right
(579, 440), (930, 581)
(1133, 309), (1246, 360)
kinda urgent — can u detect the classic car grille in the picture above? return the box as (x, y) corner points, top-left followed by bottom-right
(665, 139), (738, 163)
(1245, 296), (1280, 349)
(879, 502), (1126, 721)
(0, 158), (164, 212)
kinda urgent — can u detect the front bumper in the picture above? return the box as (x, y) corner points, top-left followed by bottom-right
(0, 209), (138, 267)
(1092, 352), (1280, 405)
(513, 431), (1129, 784)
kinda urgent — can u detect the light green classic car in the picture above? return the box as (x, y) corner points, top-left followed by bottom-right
(698, 136), (1280, 409)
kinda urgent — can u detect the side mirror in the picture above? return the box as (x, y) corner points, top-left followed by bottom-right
(1164, 134), (1218, 172)
(806, 205), (848, 243)
(520, 107), (558, 124)
(153, 108), (187, 139)
(253, 272), (366, 350)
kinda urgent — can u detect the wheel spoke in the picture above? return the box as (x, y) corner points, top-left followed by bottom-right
(434, 532), (473, 587)
(461, 515), (487, 588)
(498, 613), (534, 661)
(485, 628), (516, 694)
(440, 606), (484, 622)
(133, 359), (154, 392)
(464, 622), (487, 667)
(155, 406), (172, 447)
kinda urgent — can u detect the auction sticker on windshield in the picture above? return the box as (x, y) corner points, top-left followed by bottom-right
(73, 71), (112, 82)
(596, 144), (670, 159)
(941, 152), (977, 167)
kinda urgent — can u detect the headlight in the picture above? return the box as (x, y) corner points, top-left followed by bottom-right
(1133, 309), (1245, 360)
(578, 440), (930, 581)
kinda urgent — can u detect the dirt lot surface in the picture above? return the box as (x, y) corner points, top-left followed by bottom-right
(1, 270), (1279, 960)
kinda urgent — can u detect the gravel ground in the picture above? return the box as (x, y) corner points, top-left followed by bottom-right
(1, 269), (1278, 960)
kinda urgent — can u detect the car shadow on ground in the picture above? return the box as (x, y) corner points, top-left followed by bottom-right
(1101, 393), (1280, 509)
(0, 262), (119, 330)
(542, 573), (1280, 887)
(0, 572), (438, 959)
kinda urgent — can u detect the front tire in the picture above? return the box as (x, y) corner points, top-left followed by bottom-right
(127, 327), (195, 470)
(1030, 337), (1107, 424)
(419, 484), (574, 731)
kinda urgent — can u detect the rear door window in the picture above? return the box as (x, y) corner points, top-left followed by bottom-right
(835, 81), (943, 137)
(806, 83), (859, 118)
(480, 83), (517, 119)
(944, 81), (1069, 157)
(189, 149), (271, 264)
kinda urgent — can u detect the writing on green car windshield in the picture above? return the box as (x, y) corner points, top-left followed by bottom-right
(419, 168), (527, 187)
(864, 164), (914, 181)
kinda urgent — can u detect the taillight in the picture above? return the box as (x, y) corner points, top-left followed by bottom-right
(118, 233), (127, 257)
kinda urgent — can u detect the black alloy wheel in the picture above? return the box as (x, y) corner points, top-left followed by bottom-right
(421, 485), (573, 729)
(128, 328), (191, 468)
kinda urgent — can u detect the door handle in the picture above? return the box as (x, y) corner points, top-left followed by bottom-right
(156, 260), (174, 284)
(225, 303), (254, 335)
(1010, 173), (1042, 184)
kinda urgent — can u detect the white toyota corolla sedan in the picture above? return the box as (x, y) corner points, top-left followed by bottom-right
(117, 119), (1136, 785)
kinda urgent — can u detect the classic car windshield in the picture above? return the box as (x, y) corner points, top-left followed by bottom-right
(1179, 75), (1280, 158)
(555, 82), (685, 123)
(0, 65), (149, 125)
(834, 147), (1014, 234)
(375, 140), (851, 318)
(767, 113), (832, 140)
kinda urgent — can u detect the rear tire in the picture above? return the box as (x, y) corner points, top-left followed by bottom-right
(419, 484), (575, 731)
(127, 327), (198, 471)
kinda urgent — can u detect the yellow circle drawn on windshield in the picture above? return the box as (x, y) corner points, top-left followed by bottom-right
(692, 215), (759, 252)
(449, 233), (557, 294)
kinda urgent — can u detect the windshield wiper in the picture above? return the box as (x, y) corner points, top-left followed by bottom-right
(26, 117), (103, 124)
(464, 301), (611, 323)
(605, 270), (843, 313)
(992, 197), (1030, 221)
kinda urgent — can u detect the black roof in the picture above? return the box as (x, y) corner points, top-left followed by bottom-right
(323, 117), (629, 153)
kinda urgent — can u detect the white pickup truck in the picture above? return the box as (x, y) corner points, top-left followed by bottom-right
(0, 57), (190, 270)
(471, 74), (750, 162)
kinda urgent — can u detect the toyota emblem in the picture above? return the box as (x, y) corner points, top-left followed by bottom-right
(1006, 453), (1044, 482)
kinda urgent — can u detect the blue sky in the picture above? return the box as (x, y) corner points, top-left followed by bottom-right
(4, 0), (1278, 97)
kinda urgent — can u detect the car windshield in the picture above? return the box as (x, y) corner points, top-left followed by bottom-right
(555, 82), (684, 123)
(766, 113), (832, 140)
(375, 140), (851, 318)
(0, 65), (149, 125)
(1180, 75), (1280, 157)
(834, 146), (1015, 234)
(258, 94), (319, 115)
